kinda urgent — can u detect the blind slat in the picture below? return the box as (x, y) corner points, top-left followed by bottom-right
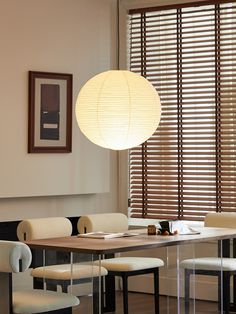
(129, 2), (236, 221)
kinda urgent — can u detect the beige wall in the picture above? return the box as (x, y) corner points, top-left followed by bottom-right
(0, 0), (121, 221)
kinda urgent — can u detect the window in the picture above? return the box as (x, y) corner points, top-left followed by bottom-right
(129, 1), (236, 221)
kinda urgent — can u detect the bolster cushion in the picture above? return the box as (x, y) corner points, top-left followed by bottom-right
(17, 217), (72, 241)
(205, 212), (236, 228)
(0, 240), (32, 273)
(77, 213), (129, 233)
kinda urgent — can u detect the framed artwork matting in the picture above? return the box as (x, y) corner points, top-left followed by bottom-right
(28, 71), (72, 153)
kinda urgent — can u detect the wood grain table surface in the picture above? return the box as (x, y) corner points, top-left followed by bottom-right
(25, 227), (236, 255)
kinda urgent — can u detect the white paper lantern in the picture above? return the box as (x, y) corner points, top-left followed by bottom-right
(75, 70), (161, 150)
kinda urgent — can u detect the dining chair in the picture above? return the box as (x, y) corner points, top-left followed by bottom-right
(180, 212), (236, 314)
(0, 240), (79, 314)
(17, 217), (108, 313)
(78, 213), (164, 314)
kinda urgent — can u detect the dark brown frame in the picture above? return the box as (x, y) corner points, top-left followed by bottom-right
(28, 71), (72, 153)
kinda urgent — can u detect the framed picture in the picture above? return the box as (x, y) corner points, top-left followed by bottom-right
(28, 71), (72, 153)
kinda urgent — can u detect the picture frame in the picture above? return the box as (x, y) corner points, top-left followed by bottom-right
(28, 71), (72, 153)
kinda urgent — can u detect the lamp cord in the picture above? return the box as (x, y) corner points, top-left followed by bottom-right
(117, 0), (120, 69)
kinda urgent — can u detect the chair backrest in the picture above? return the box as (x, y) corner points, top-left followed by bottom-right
(0, 241), (80, 314)
(0, 240), (32, 273)
(17, 217), (72, 241)
(205, 212), (236, 228)
(77, 213), (129, 233)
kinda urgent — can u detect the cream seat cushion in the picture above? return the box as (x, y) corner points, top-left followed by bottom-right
(78, 213), (129, 234)
(94, 257), (164, 272)
(17, 217), (72, 241)
(31, 263), (108, 280)
(180, 257), (236, 271)
(13, 290), (79, 314)
(181, 213), (236, 272)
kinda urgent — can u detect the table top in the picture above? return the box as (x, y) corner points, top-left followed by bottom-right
(25, 227), (236, 255)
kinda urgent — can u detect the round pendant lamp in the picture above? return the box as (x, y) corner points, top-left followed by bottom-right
(75, 70), (161, 150)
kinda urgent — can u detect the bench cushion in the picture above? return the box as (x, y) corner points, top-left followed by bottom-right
(95, 257), (164, 272)
(180, 257), (236, 271)
(13, 289), (79, 313)
(31, 263), (108, 280)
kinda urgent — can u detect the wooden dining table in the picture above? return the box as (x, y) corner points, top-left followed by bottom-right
(25, 226), (236, 314)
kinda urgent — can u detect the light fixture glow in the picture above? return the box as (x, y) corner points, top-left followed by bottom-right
(75, 70), (161, 150)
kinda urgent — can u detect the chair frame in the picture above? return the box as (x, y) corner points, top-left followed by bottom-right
(102, 267), (160, 314)
(99, 252), (160, 314)
(19, 218), (101, 314)
(78, 214), (163, 314)
(0, 272), (13, 314)
(32, 249), (101, 314)
(184, 239), (236, 314)
(0, 269), (73, 314)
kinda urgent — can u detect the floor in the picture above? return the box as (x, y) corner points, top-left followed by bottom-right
(74, 292), (221, 314)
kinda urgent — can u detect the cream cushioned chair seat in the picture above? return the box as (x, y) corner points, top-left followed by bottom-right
(95, 257), (164, 272)
(13, 290), (79, 314)
(78, 213), (164, 314)
(181, 212), (236, 314)
(181, 257), (236, 271)
(31, 263), (108, 280)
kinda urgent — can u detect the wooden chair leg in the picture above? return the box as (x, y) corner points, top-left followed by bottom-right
(233, 274), (236, 310)
(218, 271), (231, 313)
(93, 277), (102, 314)
(0, 273), (12, 314)
(104, 274), (116, 312)
(33, 277), (43, 289)
(230, 274), (236, 312)
(46, 282), (57, 291)
(122, 275), (129, 314)
(153, 269), (160, 314)
(223, 272), (231, 314)
(61, 282), (68, 293)
(218, 273), (221, 311)
(184, 270), (191, 314)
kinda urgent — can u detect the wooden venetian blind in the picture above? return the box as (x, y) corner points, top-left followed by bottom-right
(129, 1), (236, 221)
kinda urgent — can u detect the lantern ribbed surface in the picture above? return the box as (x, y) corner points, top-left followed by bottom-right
(75, 70), (161, 150)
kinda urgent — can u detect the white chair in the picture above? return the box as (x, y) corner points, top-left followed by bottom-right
(180, 212), (236, 314)
(78, 213), (164, 314)
(0, 240), (79, 314)
(17, 217), (108, 313)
